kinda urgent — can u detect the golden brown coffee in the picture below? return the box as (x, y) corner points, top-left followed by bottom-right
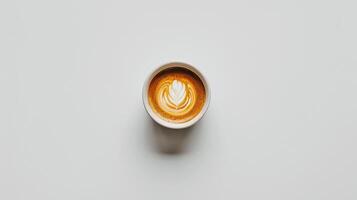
(148, 67), (206, 123)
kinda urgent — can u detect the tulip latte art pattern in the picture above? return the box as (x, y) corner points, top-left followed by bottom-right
(148, 67), (206, 123)
(157, 79), (196, 116)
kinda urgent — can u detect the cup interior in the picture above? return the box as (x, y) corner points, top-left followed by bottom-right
(142, 62), (210, 129)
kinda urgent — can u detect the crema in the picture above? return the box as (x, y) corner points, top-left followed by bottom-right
(148, 67), (206, 123)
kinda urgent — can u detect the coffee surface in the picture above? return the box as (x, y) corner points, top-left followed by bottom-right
(148, 67), (206, 123)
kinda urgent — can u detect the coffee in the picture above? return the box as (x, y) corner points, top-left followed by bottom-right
(148, 66), (206, 123)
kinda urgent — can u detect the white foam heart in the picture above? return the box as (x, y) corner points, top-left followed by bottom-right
(169, 80), (186, 106)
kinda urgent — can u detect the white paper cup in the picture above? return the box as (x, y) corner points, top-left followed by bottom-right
(142, 62), (211, 129)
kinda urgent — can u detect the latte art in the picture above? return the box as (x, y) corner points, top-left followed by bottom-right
(157, 79), (196, 117)
(169, 80), (186, 107)
(148, 67), (206, 123)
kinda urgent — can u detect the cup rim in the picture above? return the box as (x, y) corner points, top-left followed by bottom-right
(142, 61), (211, 129)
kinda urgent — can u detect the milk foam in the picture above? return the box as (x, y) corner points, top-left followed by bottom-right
(155, 78), (196, 117)
(168, 80), (186, 107)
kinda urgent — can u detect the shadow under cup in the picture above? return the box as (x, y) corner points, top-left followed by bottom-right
(142, 62), (210, 129)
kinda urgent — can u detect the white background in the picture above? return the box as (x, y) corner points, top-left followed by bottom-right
(1, 0), (357, 199)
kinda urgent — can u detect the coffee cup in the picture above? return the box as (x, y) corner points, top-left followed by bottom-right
(142, 62), (210, 129)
